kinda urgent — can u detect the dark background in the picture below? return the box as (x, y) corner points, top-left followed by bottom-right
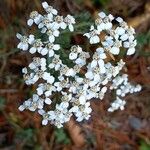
(0, 0), (150, 149)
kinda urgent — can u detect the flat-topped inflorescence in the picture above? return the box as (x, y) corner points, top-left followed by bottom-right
(17, 1), (142, 128)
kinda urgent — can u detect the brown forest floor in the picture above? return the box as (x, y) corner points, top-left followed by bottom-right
(0, 0), (150, 150)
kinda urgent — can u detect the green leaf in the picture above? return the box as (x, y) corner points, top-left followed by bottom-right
(93, 0), (110, 6)
(137, 31), (150, 47)
(0, 96), (5, 111)
(56, 30), (72, 49)
(74, 11), (93, 33)
(16, 128), (35, 142)
(140, 141), (150, 150)
(136, 30), (150, 57)
(54, 128), (70, 144)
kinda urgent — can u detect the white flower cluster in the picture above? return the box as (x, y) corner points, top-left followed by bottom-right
(17, 2), (142, 128)
(84, 12), (137, 55)
(108, 74), (142, 112)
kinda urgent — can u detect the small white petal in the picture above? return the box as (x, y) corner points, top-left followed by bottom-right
(55, 64), (60, 70)
(38, 101), (44, 109)
(47, 76), (55, 84)
(29, 47), (36, 54)
(96, 47), (104, 53)
(97, 22), (105, 30)
(37, 47), (43, 54)
(127, 48), (135, 55)
(45, 98), (52, 105)
(90, 25), (94, 30)
(98, 12), (106, 18)
(27, 19), (33, 26)
(34, 17), (41, 25)
(43, 72), (50, 79)
(48, 50), (54, 57)
(69, 24), (74, 32)
(98, 59), (104, 66)
(53, 22), (59, 29)
(101, 87), (107, 93)
(129, 35), (135, 41)
(41, 27), (47, 33)
(22, 68), (27, 74)
(45, 91), (52, 97)
(38, 109), (45, 115)
(116, 17), (123, 23)
(18, 105), (25, 111)
(105, 22), (112, 29)
(116, 27), (125, 35)
(22, 44), (29, 51)
(53, 30), (59, 37)
(75, 58), (85, 66)
(108, 14), (114, 21)
(85, 71), (93, 79)
(66, 68), (75, 76)
(76, 77), (83, 83)
(49, 35), (55, 43)
(16, 33), (22, 39)
(53, 44), (60, 50)
(32, 75), (39, 83)
(52, 9), (58, 15)
(60, 22), (67, 29)
(108, 108), (113, 112)
(29, 107), (36, 111)
(84, 33), (90, 38)
(110, 47), (120, 55)
(29, 63), (36, 70)
(49, 63), (54, 68)
(116, 89), (121, 95)
(17, 43), (22, 49)
(120, 34), (128, 41)
(42, 2), (49, 9)
(41, 58), (46, 66)
(61, 102), (69, 108)
(94, 74), (100, 82)
(47, 14), (53, 20)
(91, 60), (97, 68)
(123, 42), (130, 48)
(79, 95), (86, 105)
(40, 48), (48, 55)
(33, 94), (39, 101)
(69, 52), (77, 60)
(42, 119), (48, 125)
(100, 66), (106, 74)
(91, 36), (100, 44)
(100, 53), (107, 59)
(28, 35), (35, 44)
(38, 23), (44, 29)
